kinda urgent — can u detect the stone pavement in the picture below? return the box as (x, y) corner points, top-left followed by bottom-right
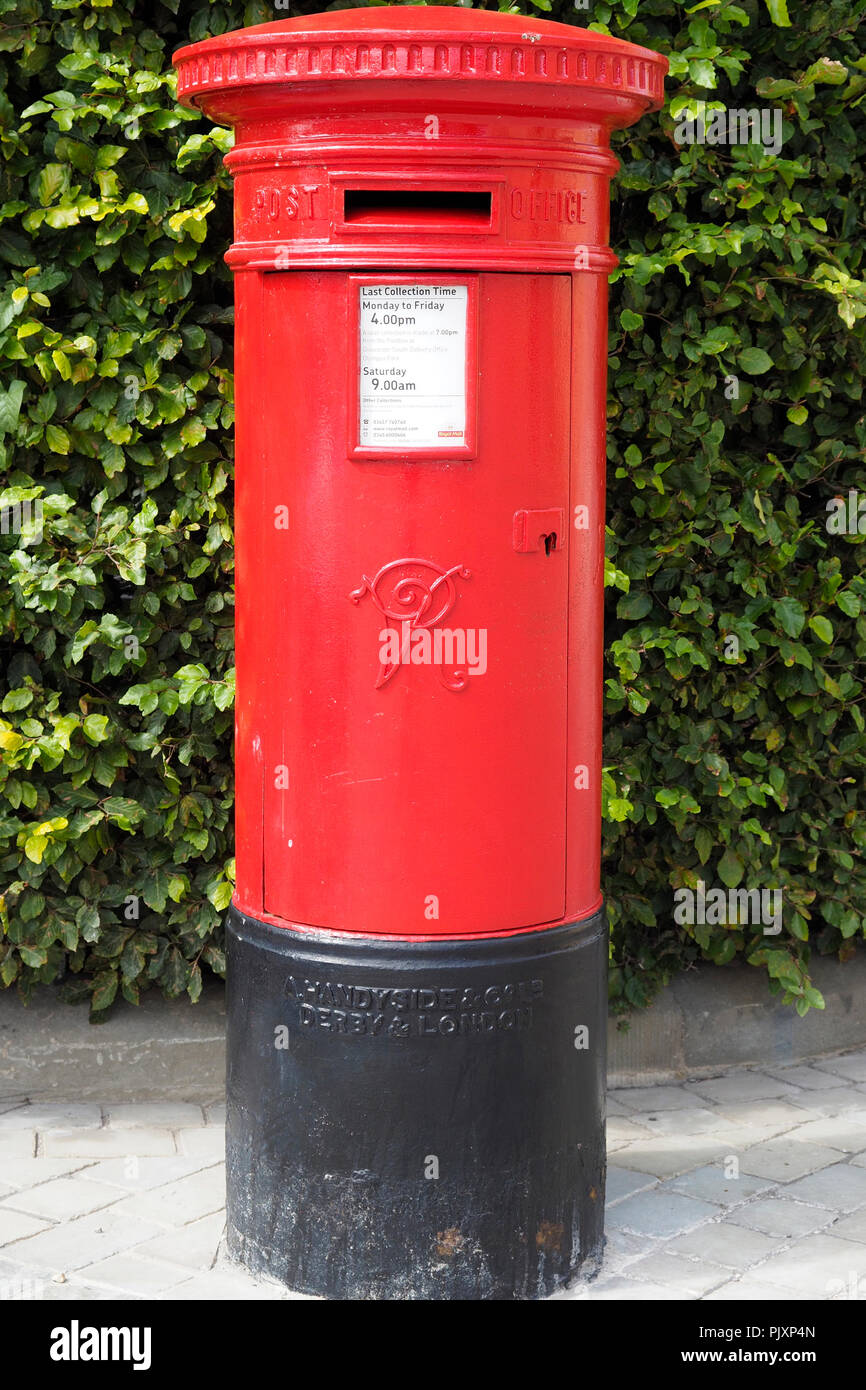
(1, 1049), (866, 1300)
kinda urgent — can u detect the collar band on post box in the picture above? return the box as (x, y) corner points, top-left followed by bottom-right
(174, 8), (667, 275)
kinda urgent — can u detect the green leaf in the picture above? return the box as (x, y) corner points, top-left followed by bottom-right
(38, 163), (69, 206)
(717, 849), (744, 889)
(617, 592), (652, 621)
(45, 423), (70, 454)
(19, 891), (45, 923)
(2, 688), (33, 712)
(835, 591), (860, 618)
(775, 597), (806, 639)
(802, 58), (848, 86)
(808, 615), (834, 644)
(737, 348), (773, 375)
(688, 59), (717, 87)
(0, 381), (25, 435)
(142, 867), (171, 915)
(763, 0), (791, 24)
(695, 827), (714, 865)
(180, 416), (207, 448)
(24, 835), (47, 864)
(76, 904), (100, 941)
(91, 970), (118, 1012)
(82, 714), (109, 743)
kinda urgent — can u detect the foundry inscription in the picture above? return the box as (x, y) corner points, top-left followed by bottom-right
(283, 975), (544, 1038)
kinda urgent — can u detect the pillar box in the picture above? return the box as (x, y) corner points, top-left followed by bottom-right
(174, 7), (666, 1301)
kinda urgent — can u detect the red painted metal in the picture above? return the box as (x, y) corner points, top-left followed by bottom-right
(174, 9), (667, 939)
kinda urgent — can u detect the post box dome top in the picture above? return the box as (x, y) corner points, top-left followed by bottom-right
(173, 6), (667, 121)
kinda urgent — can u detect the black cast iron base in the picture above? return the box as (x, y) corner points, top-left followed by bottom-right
(225, 904), (607, 1300)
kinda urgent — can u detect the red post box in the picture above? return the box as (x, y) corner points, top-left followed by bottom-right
(174, 7), (666, 1300)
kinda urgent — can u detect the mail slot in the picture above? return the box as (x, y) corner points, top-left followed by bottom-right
(174, 5), (666, 1301)
(342, 188), (495, 229)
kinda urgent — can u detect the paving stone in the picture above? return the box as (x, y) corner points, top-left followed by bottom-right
(764, 1065), (858, 1091)
(598, 1227), (653, 1273)
(752, 1232), (866, 1295)
(0, 1209), (163, 1275)
(781, 1088), (866, 1118)
(568, 1276), (683, 1301)
(204, 1102), (226, 1125)
(709, 1123), (803, 1152)
(606, 1166), (657, 1205)
(0, 1260), (48, 1299)
(79, 1252), (194, 1297)
(77, 1155), (218, 1191)
(607, 1188), (721, 1238)
(41, 1127), (177, 1159)
(666, 1221), (782, 1269)
(728, 1198), (832, 1239)
(0, 1178), (123, 1223)
(637, 1108), (739, 1138)
(709, 1099), (814, 1131)
(170, 1269), (297, 1300)
(825, 1209), (866, 1243)
(738, 1139), (841, 1183)
(623, 1251), (729, 1297)
(612, 1137), (732, 1180)
(825, 1271), (866, 1299)
(37, 1277), (141, 1302)
(134, 1211), (225, 1271)
(604, 1096), (629, 1117)
(785, 1115), (866, 1152)
(813, 1054), (866, 1085)
(0, 1105), (102, 1133)
(782, 1162), (866, 1213)
(703, 1278), (815, 1301)
(110, 1166), (225, 1229)
(688, 1073), (798, 1105)
(606, 1137), (637, 1155)
(607, 1117), (654, 1145)
(667, 1164), (773, 1206)
(0, 1262), (67, 1289)
(0, 1159), (95, 1190)
(0, 1209), (52, 1245)
(105, 1104), (205, 1130)
(613, 1086), (707, 1112)
(177, 1127), (225, 1161)
(0, 1133), (36, 1159)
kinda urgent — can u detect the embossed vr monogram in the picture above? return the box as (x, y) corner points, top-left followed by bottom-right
(349, 558), (485, 690)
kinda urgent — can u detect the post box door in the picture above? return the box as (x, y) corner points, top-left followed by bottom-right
(246, 270), (570, 937)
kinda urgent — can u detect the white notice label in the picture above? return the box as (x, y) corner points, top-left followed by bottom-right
(359, 284), (468, 449)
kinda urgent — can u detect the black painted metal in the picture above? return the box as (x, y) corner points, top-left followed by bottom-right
(225, 905), (607, 1300)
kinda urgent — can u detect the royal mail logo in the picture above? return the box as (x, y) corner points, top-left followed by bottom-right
(349, 557), (486, 690)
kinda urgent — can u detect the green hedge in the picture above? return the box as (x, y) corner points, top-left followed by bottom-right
(1, 0), (864, 1018)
